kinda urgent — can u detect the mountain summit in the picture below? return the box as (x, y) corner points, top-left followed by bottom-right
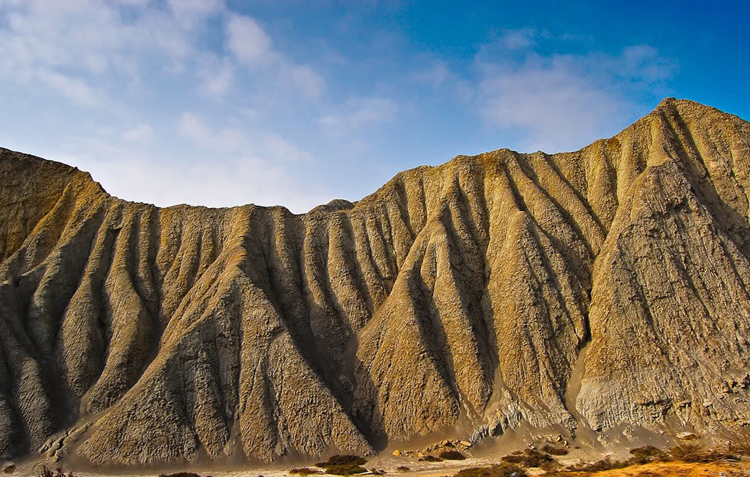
(1, 99), (750, 465)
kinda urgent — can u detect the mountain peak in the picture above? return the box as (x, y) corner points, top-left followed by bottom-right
(1, 99), (750, 465)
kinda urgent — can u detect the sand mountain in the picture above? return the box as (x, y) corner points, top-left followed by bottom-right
(2, 98), (750, 466)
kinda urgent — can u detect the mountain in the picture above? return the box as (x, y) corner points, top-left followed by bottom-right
(2, 98), (750, 466)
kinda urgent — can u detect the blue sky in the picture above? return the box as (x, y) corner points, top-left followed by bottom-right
(0, 0), (747, 212)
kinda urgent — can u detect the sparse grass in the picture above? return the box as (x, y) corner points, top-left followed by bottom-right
(290, 468), (322, 475)
(501, 449), (554, 468)
(454, 463), (527, 477)
(541, 445), (569, 456)
(439, 450), (466, 460)
(315, 455), (369, 475)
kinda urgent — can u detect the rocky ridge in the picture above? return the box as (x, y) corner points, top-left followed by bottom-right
(1, 98), (750, 465)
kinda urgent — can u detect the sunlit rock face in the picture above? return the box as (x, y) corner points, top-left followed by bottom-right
(2, 98), (750, 465)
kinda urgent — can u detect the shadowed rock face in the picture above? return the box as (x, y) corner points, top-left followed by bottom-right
(2, 98), (750, 465)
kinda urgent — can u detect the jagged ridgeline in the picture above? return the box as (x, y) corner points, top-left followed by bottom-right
(2, 98), (750, 465)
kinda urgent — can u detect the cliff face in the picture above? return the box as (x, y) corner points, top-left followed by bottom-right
(1, 99), (750, 465)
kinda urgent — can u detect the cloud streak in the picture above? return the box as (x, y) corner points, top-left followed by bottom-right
(474, 29), (676, 152)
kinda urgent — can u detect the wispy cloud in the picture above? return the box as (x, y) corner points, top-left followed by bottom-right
(320, 97), (399, 135)
(226, 12), (325, 99)
(47, 123), (330, 213)
(121, 123), (154, 143)
(177, 112), (244, 152)
(474, 28), (676, 152)
(226, 13), (274, 68)
(65, 146), (331, 212)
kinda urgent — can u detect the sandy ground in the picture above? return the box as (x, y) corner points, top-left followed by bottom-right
(5, 454), (507, 477)
(7, 457), (750, 477)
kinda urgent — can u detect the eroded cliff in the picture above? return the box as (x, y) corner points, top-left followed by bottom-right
(1, 98), (750, 465)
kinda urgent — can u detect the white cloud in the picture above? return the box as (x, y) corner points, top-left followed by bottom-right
(168, 0), (224, 25)
(225, 12), (325, 99)
(474, 30), (676, 152)
(320, 97), (399, 135)
(226, 13), (274, 68)
(289, 64), (325, 100)
(121, 123), (154, 143)
(412, 61), (450, 88)
(176, 112), (315, 168)
(57, 144), (331, 213)
(177, 112), (243, 152)
(264, 134), (313, 163)
(0, 0), (210, 107)
(197, 54), (235, 96)
(497, 28), (539, 50)
(37, 70), (102, 106)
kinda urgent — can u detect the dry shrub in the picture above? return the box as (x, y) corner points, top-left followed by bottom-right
(501, 449), (554, 467)
(289, 468), (321, 475)
(396, 466), (411, 472)
(541, 445), (568, 456)
(158, 473), (200, 477)
(318, 465), (367, 476)
(668, 443), (735, 463)
(39, 467), (79, 477)
(454, 463), (526, 477)
(629, 445), (668, 464)
(565, 456), (629, 473)
(3, 465), (15, 475)
(726, 434), (750, 456)
(316, 456), (367, 467)
(439, 450), (466, 460)
(419, 455), (443, 462)
(315, 455), (368, 475)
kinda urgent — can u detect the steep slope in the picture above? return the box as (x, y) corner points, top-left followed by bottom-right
(1, 98), (750, 465)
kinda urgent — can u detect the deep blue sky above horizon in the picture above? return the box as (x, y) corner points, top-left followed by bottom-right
(0, 0), (747, 212)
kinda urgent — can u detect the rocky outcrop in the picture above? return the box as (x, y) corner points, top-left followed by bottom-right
(1, 98), (750, 465)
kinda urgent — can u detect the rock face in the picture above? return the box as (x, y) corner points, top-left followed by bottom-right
(1, 98), (750, 465)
